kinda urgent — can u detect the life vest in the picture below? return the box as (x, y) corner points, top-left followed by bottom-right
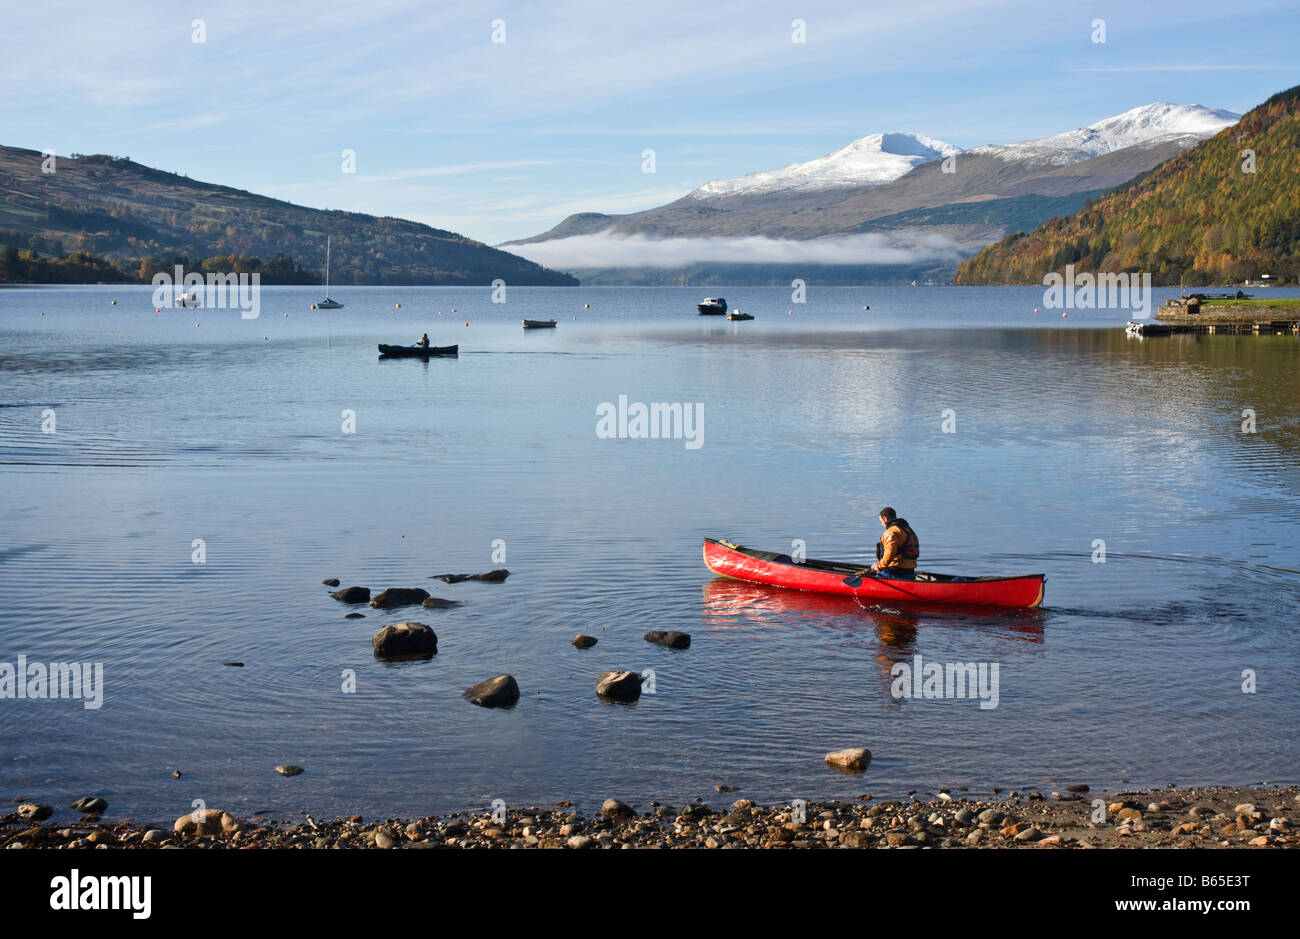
(875, 520), (920, 561)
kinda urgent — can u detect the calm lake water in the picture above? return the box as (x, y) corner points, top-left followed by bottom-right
(1, 284), (1297, 824)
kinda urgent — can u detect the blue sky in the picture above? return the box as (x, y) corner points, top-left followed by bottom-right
(2, 0), (1296, 245)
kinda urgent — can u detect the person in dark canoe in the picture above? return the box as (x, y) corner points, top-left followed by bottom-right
(868, 506), (919, 579)
(417, 333), (430, 348)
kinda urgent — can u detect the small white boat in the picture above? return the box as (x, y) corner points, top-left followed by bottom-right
(175, 289), (201, 308)
(313, 236), (344, 309)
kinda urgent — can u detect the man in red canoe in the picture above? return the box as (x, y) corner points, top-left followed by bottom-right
(866, 507), (919, 579)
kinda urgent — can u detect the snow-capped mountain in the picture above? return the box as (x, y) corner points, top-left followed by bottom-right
(688, 132), (960, 198)
(972, 102), (1239, 166)
(504, 100), (1239, 266)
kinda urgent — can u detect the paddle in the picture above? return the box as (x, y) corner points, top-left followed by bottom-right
(843, 569), (911, 592)
(843, 569), (872, 588)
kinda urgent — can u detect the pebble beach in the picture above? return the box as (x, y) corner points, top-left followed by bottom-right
(6, 784), (1296, 850)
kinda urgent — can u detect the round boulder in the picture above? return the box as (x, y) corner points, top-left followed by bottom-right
(372, 622), (438, 659)
(602, 798), (634, 819)
(572, 635), (598, 649)
(462, 674), (520, 708)
(173, 809), (242, 836)
(18, 803), (53, 822)
(596, 670), (642, 703)
(331, 586), (370, 604)
(825, 748), (872, 773)
(369, 587), (431, 609)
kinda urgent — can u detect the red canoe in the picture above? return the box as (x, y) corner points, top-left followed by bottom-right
(702, 538), (1045, 609)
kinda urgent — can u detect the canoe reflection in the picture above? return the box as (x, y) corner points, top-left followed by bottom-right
(701, 578), (1043, 700)
(702, 578), (1044, 639)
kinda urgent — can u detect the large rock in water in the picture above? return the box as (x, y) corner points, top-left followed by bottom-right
(331, 586), (370, 604)
(644, 630), (690, 649)
(370, 587), (431, 609)
(572, 634), (598, 649)
(17, 803), (53, 822)
(825, 748), (872, 773)
(595, 670), (642, 702)
(462, 674), (520, 708)
(372, 622), (438, 658)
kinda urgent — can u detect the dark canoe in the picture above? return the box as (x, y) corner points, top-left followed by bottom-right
(702, 538), (1045, 609)
(378, 344), (459, 357)
(522, 319), (557, 328)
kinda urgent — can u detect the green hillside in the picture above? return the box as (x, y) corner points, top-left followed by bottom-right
(0, 147), (576, 285)
(954, 86), (1300, 285)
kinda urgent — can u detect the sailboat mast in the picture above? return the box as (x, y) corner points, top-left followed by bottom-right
(325, 236), (331, 293)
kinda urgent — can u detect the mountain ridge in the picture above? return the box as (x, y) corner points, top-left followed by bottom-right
(953, 86), (1299, 286)
(0, 146), (577, 285)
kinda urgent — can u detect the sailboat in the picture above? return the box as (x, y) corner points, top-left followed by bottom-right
(313, 236), (344, 309)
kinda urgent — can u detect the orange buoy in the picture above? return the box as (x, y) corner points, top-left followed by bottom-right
(465, 322), (469, 326)
(1062, 312), (1068, 318)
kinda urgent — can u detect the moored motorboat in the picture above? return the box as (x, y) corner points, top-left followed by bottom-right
(378, 343), (459, 357)
(523, 319), (557, 329)
(726, 312), (754, 321)
(697, 297), (727, 315)
(702, 538), (1045, 608)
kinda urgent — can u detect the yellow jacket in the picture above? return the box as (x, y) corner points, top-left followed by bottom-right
(876, 523), (918, 570)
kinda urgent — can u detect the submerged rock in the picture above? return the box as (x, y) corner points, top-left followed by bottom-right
(595, 670), (641, 702)
(825, 748), (872, 773)
(369, 587), (431, 609)
(572, 635), (598, 649)
(345, 612), (366, 619)
(644, 630), (690, 649)
(421, 597), (461, 609)
(331, 586), (370, 604)
(372, 622), (438, 658)
(462, 674), (520, 708)
(69, 797), (107, 814)
(433, 569), (510, 583)
(322, 578), (341, 587)
(275, 764), (305, 777)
